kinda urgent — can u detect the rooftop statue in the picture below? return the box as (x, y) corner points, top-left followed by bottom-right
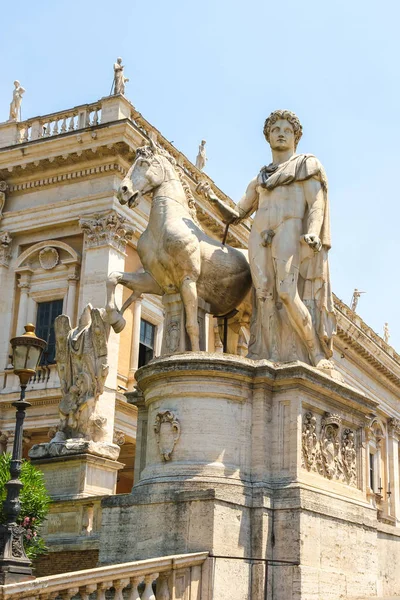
(106, 139), (252, 351)
(195, 140), (207, 171)
(8, 80), (25, 122)
(198, 110), (337, 370)
(113, 57), (129, 95)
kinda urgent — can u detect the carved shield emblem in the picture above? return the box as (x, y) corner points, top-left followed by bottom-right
(154, 410), (180, 461)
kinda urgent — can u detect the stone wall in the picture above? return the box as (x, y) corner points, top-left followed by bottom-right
(33, 549), (99, 577)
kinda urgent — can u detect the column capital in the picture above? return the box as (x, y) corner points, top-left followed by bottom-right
(0, 231), (12, 268)
(79, 210), (135, 253)
(388, 418), (400, 439)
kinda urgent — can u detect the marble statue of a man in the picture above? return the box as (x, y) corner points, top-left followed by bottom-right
(8, 81), (25, 122)
(199, 109), (336, 369)
(113, 57), (129, 95)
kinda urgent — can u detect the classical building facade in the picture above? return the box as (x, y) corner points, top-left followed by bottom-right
(0, 92), (400, 598)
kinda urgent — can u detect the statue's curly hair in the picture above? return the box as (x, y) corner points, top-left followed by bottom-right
(263, 110), (303, 149)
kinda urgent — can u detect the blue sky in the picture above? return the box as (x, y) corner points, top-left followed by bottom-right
(1, 0), (399, 349)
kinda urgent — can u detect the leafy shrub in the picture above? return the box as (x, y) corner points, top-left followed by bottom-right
(0, 453), (51, 560)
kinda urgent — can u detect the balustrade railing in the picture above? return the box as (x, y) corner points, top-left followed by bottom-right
(16, 104), (102, 144)
(0, 552), (209, 599)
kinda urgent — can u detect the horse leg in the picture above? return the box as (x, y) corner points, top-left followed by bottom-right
(180, 276), (200, 351)
(106, 270), (163, 333)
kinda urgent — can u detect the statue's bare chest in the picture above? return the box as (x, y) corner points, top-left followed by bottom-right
(255, 182), (307, 229)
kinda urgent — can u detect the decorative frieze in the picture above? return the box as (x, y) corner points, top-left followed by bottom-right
(302, 411), (357, 487)
(0, 231), (12, 267)
(154, 410), (181, 461)
(80, 211), (134, 253)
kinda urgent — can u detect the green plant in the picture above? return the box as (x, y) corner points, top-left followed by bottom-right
(0, 453), (51, 560)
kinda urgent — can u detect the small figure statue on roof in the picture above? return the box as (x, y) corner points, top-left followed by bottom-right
(383, 322), (390, 344)
(350, 288), (365, 312)
(113, 57), (129, 95)
(195, 140), (207, 171)
(8, 81), (25, 122)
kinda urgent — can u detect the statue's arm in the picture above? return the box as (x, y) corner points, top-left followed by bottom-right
(234, 177), (259, 223)
(197, 177), (258, 224)
(302, 178), (325, 252)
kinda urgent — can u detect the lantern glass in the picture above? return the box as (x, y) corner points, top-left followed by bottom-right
(12, 343), (42, 372)
(10, 324), (47, 383)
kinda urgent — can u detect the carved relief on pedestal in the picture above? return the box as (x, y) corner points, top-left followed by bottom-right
(342, 428), (357, 486)
(154, 410), (181, 461)
(166, 320), (180, 354)
(0, 231), (12, 267)
(302, 410), (357, 487)
(320, 413), (342, 480)
(79, 211), (135, 253)
(301, 412), (319, 472)
(38, 246), (59, 270)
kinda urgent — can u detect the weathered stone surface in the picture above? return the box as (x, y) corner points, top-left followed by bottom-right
(99, 354), (392, 599)
(32, 454), (123, 500)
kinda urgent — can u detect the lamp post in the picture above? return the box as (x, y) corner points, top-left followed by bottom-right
(0, 324), (46, 584)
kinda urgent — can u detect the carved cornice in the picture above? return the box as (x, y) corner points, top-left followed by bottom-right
(5, 162), (127, 193)
(334, 294), (400, 389)
(0, 230), (12, 267)
(80, 210), (135, 253)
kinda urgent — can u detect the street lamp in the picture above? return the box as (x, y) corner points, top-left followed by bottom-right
(0, 324), (46, 584)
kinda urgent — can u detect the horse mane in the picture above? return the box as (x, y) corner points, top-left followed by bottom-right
(138, 143), (201, 228)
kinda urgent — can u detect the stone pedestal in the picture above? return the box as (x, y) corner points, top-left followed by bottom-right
(161, 294), (210, 355)
(99, 354), (390, 600)
(32, 454), (123, 500)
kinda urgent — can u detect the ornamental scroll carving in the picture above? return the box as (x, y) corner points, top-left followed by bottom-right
(0, 231), (12, 267)
(154, 410), (181, 461)
(302, 411), (357, 487)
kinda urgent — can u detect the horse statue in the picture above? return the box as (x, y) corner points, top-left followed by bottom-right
(106, 140), (252, 353)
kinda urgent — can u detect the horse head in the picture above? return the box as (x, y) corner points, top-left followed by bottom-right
(118, 139), (174, 209)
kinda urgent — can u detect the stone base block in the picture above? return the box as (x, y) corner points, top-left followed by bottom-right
(32, 454), (123, 500)
(29, 437), (120, 461)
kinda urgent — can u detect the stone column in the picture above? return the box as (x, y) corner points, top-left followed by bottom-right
(128, 298), (142, 389)
(78, 211), (134, 444)
(0, 233), (13, 368)
(388, 418), (400, 521)
(26, 296), (36, 325)
(16, 269), (33, 335)
(65, 267), (80, 326)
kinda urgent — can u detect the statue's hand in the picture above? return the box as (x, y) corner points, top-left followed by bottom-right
(302, 233), (322, 252)
(196, 181), (218, 203)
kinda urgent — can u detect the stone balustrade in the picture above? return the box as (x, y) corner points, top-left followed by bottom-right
(16, 103), (102, 144)
(0, 552), (209, 599)
(0, 364), (60, 394)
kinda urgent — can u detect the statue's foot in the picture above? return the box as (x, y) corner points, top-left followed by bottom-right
(315, 358), (344, 383)
(315, 358), (335, 370)
(106, 308), (126, 333)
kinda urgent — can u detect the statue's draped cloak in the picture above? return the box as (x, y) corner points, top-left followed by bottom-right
(252, 154), (336, 359)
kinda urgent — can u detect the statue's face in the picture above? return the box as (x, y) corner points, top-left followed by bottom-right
(268, 119), (295, 152)
(118, 149), (164, 209)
